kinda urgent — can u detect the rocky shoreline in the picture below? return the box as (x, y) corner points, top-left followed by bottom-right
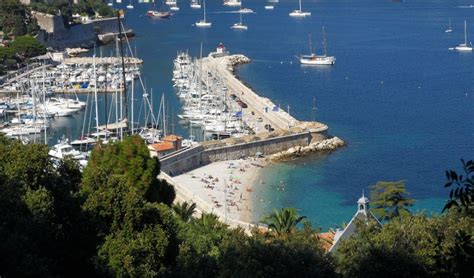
(227, 55), (251, 71)
(269, 137), (346, 162)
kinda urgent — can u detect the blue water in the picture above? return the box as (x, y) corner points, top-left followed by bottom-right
(67, 0), (473, 229)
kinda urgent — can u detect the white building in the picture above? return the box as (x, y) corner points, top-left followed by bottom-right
(328, 192), (382, 253)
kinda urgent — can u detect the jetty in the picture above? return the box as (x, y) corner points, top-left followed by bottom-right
(160, 52), (337, 232)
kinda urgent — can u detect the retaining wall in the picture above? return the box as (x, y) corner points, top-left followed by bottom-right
(160, 129), (328, 176)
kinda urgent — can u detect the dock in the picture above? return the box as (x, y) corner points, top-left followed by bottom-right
(201, 54), (313, 133)
(63, 56), (143, 65)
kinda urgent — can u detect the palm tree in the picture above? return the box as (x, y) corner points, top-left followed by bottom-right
(172, 201), (197, 222)
(262, 208), (306, 236)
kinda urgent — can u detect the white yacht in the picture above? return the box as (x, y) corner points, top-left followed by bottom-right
(445, 18), (453, 33)
(170, 5), (180, 11)
(231, 13), (248, 30)
(165, 0), (177, 5)
(300, 28), (336, 65)
(49, 139), (86, 160)
(126, 0), (134, 9)
(195, 0), (211, 27)
(264, 5), (274, 10)
(453, 20), (472, 51)
(238, 8), (254, 13)
(223, 0), (241, 7)
(289, 0), (311, 17)
(190, 0), (201, 9)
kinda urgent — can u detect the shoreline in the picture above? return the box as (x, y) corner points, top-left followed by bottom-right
(173, 158), (267, 223)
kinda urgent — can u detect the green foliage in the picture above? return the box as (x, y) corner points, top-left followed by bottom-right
(10, 35), (46, 58)
(82, 135), (175, 205)
(218, 224), (336, 278)
(262, 207), (306, 236)
(0, 135), (97, 278)
(0, 0), (38, 36)
(369, 180), (415, 221)
(444, 159), (474, 215)
(173, 201), (197, 222)
(335, 211), (474, 278)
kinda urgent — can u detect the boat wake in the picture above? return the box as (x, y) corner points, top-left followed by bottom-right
(456, 5), (474, 8)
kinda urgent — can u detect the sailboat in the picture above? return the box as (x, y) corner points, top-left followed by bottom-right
(445, 18), (453, 33)
(126, 0), (134, 9)
(195, 0), (211, 27)
(108, 0), (113, 6)
(289, 0), (310, 17)
(190, 0), (201, 9)
(453, 20), (472, 51)
(300, 27), (336, 65)
(116, 0), (122, 3)
(231, 13), (247, 30)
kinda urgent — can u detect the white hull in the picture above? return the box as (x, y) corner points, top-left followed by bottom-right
(196, 20), (211, 27)
(224, 1), (241, 7)
(265, 5), (274, 10)
(190, 4), (201, 8)
(289, 10), (311, 17)
(445, 29), (453, 33)
(454, 45), (473, 51)
(127, 4), (134, 9)
(238, 8), (254, 13)
(300, 55), (336, 65)
(231, 23), (247, 30)
(170, 6), (180, 11)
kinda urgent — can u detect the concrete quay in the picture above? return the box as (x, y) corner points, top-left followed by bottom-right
(201, 55), (298, 133)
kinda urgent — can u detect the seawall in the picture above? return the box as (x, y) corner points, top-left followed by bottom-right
(160, 126), (328, 176)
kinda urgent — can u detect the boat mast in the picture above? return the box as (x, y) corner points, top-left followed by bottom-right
(203, 0), (206, 22)
(323, 26), (328, 56)
(93, 55), (100, 135)
(464, 20), (468, 45)
(131, 77), (134, 134)
(299, 0), (302, 11)
(308, 33), (313, 55)
(117, 11), (128, 136)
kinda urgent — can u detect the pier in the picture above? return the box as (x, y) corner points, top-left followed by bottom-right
(201, 55), (298, 132)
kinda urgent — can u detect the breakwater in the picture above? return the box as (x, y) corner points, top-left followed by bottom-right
(160, 125), (329, 176)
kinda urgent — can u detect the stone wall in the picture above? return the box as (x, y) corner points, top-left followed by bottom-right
(160, 130), (329, 176)
(33, 12), (123, 49)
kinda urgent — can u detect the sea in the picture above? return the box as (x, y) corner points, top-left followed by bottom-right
(53, 0), (474, 230)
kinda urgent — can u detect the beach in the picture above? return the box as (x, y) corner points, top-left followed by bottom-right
(173, 158), (266, 223)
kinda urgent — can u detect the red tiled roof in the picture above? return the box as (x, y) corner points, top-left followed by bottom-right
(149, 142), (174, 152)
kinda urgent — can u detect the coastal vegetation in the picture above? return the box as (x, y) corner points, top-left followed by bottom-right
(0, 35), (46, 74)
(0, 0), (40, 36)
(0, 134), (472, 277)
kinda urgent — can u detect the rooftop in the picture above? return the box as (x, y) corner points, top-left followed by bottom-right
(149, 141), (174, 152)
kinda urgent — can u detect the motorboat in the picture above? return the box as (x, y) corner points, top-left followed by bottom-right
(147, 10), (172, 18)
(264, 5), (274, 10)
(223, 0), (241, 7)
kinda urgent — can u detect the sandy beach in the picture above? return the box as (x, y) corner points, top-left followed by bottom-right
(173, 158), (266, 223)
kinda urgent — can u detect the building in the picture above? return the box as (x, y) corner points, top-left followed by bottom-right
(148, 134), (183, 158)
(327, 192), (382, 253)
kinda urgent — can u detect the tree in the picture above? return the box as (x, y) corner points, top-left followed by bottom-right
(82, 135), (175, 205)
(443, 159), (474, 215)
(369, 181), (415, 221)
(262, 207), (306, 236)
(10, 35), (46, 58)
(173, 201), (197, 222)
(335, 211), (473, 278)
